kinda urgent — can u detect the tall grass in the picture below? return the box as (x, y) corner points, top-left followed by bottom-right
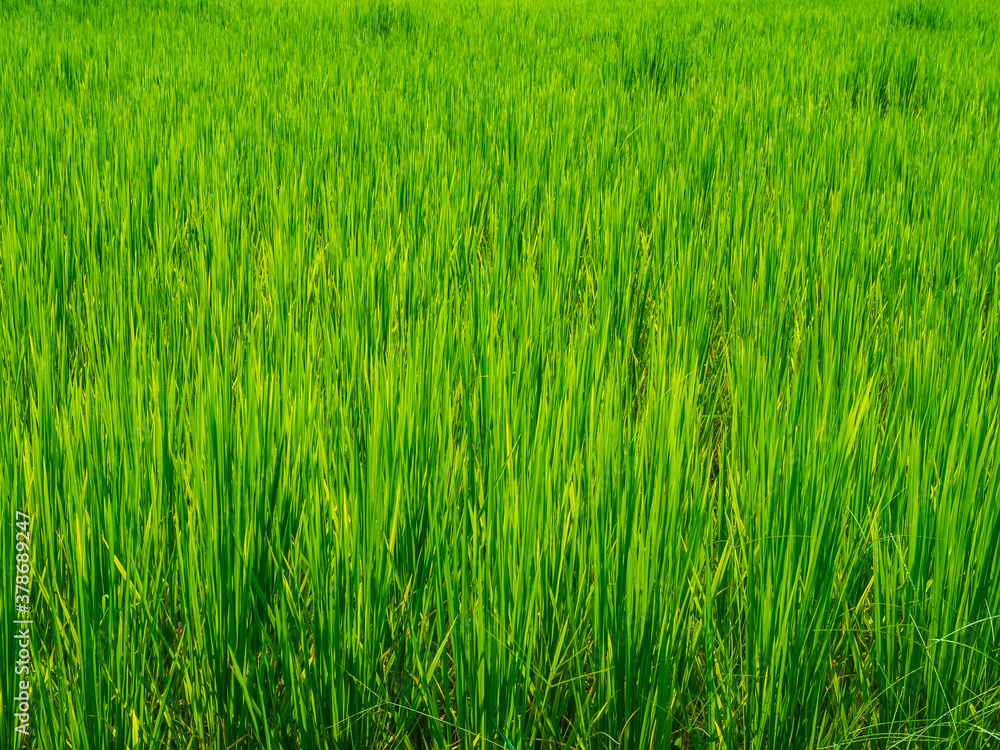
(1, 0), (998, 748)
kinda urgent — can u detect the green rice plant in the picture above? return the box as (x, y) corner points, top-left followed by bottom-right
(843, 34), (930, 115)
(354, 0), (415, 40)
(890, 1), (948, 31)
(621, 33), (694, 95)
(0, 0), (999, 748)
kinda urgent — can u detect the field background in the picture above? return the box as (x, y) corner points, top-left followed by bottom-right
(1, 0), (999, 748)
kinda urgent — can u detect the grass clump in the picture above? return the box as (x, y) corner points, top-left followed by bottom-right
(844, 37), (928, 114)
(890, 1), (948, 30)
(354, 0), (415, 40)
(621, 34), (694, 95)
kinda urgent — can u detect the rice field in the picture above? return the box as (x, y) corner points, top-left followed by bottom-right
(1, 0), (999, 747)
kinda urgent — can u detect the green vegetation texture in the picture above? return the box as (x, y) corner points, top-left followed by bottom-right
(1, 0), (999, 748)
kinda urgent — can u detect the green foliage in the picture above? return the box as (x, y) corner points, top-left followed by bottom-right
(844, 36), (928, 114)
(0, 0), (999, 748)
(890, 1), (948, 31)
(354, 0), (415, 40)
(622, 33), (694, 94)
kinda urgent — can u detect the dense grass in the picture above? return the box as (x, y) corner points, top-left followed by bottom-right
(1, 0), (998, 748)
